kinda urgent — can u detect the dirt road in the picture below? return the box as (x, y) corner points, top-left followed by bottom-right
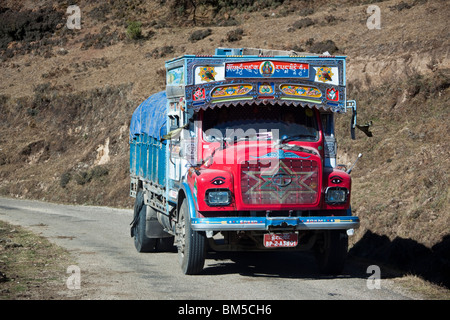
(0, 197), (421, 300)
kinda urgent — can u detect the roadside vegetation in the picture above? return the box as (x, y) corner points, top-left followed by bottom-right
(0, 220), (74, 299)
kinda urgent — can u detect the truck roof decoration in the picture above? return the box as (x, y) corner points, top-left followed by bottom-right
(130, 48), (349, 141)
(165, 47), (347, 113)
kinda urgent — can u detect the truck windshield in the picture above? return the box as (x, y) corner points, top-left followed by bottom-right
(202, 104), (319, 143)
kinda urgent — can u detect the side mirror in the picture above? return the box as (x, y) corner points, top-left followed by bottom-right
(347, 153), (362, 174)
(346, 100), (357, 140)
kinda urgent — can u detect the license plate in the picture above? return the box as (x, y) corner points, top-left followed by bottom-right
(264, 233), (298, 248)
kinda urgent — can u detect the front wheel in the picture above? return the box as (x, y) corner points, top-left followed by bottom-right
(175, 199), (206, 275)
(314, 230), (348, 275)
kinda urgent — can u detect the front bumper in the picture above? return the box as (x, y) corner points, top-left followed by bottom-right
(191, 216), (360, 232)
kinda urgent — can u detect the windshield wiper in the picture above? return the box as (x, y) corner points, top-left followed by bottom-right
(281, 133), (317, 143)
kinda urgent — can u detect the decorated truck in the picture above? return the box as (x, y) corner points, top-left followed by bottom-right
(129, 48), (360, 275)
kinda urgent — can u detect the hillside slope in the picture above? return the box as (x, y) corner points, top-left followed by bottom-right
(0, 0), (449, 288)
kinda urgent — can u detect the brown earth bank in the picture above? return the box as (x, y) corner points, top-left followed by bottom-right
(0, 0), (449, 289)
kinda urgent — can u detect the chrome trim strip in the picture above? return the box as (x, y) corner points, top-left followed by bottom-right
(191, 216), (360, 231)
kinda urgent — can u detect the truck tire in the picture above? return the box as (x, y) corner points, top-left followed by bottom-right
(133, 191), (157, 252)
(176, 198), (206, 275)
(315, 230), (348, 275)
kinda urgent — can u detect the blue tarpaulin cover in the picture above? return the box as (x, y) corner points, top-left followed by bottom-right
(129, 91), (167, 141)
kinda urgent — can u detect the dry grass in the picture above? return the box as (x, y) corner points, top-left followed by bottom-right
(389, 274), (450, 300)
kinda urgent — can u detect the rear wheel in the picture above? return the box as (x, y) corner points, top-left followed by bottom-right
(315, 230), (348, 275)
(176, 198), (206, 275)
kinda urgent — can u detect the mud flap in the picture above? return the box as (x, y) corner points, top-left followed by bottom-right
(130, 190), (144, 237)
(145, 206), (172, 238)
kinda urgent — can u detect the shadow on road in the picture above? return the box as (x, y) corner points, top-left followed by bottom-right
(198, 230), (450, 288)
(141, 229), (449, 288)
(201, 250), (380, 281)
(349, 230), (450, 289)
(134, 231), (449, 290)
(196, 230), (450, 289)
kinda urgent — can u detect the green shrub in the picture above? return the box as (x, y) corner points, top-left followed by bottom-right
(73, 166), (109, 186)
(74, 171), (90, 185)
(226, 28), (244, 42)
(90, 166), (109, 180)
(126, 21), (142, 40)
(188, 29), (212, 42)
(60, 172), (71, 188)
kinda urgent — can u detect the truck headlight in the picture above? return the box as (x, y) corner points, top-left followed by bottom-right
(325, 187), (349, 205)
(205, 189), (231, 206)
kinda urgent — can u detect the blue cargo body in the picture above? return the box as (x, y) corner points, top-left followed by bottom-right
(129, 91), (167, 187)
